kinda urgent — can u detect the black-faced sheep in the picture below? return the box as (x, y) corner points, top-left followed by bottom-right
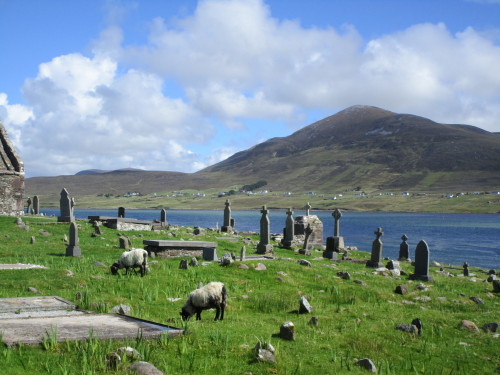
(110, 248), (149, 277)
(180, 282), (227, 321)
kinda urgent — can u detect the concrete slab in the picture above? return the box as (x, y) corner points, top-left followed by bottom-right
(0, 296), (74, 316)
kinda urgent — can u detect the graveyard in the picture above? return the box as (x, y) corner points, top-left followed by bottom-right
(0, 205), (498, 374)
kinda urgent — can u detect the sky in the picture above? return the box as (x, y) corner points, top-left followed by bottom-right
(1, 0), (499, 178)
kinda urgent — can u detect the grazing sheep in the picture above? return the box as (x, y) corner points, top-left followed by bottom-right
(110, 248), (149, 277)
(180, 282), (227, 321)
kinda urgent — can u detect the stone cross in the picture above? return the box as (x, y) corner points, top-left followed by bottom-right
(65, 222), (81, 257)
(410, 240), (433, 281)
(301, 224), (313, 253)
(366, 227), (384, 268)
(118, 207), (125, 218)
(256, 205), (273, 254)
(26, 197), (32, 214)
(398, 234), (410, 260)
(58, 188), (75, 222)
(282, 208), (295, 248)
(305, 202), (311, 216)
(221, 199), (233, 232)
(332, 209), (342, 237)
(32, 195), (40, 215)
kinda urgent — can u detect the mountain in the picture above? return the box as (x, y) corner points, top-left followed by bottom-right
(75, 168), (144, 175)
(198, 105), (500, 191)
(26, 105), (500, 196)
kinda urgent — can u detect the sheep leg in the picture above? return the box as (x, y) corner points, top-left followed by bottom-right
(196, 309), (202, 320)
(220, 305), (225, 321)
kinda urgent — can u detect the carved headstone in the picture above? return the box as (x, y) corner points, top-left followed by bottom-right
(58, 188), (75, 222)
(94, 223), (103, 235)
(366, 227), (384, 268)
(398, 234), (410, 261)
(65, 222), (81, 257)
(26, 197), (32, 214)
(256, 205), (273, 254)
(463, 262), (469, 277)
(299, 224), (312, 255)
(294, 215), (323, 248)
(409, 240), (434, 281)
(32, 195), (40, 215)
(221, 199), (233, 233)
(281, 208), (294, 248)
(240, 246), (246, 261)
(118, 207), (125, 218)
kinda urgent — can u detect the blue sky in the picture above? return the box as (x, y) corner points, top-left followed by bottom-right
(1, 0), (499, 177)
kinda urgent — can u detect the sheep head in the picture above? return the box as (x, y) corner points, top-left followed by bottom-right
(110, 262), (120, 275)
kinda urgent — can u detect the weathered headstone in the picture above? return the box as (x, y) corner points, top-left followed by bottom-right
(409, 240), (434, 281)
(299, 296), (312, 314)
(65, 222), (81, 257)
(94, 223), (103, 235)
(398, 234), (410, 261)
(202, 247), (218, 261)
(279, 321), (296, 340)
(32, 195), (40, 215)
(366, 227), (384, 268)
(179, 259), (189, 269)
(299, 224), (313, 255)
(118, 207), (125, 218)
(58, 188), (75, 222)
(26, 197), (32, 214)
(160, 209), (168, 226)
(281, 208), (294, 248)
(240, 246), (246, 261)
(305, 202), (311, 216)
(256, 206), (273, 254)
(294, 215), (323, 248)
(463, 262), (469, 277)
(221, 199), (233, 233)
(119, 236), (131, 250)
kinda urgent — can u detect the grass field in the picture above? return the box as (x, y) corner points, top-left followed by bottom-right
(0, 215), (498, 374)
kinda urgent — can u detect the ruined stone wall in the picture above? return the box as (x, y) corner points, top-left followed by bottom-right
(0, 123), (25, 216)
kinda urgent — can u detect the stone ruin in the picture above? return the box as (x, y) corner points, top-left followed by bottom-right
(0, 121), (24, 216)
(294, 205), (323, 249)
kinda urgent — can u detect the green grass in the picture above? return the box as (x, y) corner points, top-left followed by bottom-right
(0, 215), (498, 374)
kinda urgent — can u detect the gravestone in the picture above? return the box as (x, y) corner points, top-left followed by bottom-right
(398, 234), (410, 261)
(160, 209), (168, 226)
(26, 197), (32, 214)
(65, 222), (81, 257)
(57, 188), (75, 223)
(324, 209), (344, 259)
(305, 202), (311, 216)
(240, 246), (246, 261)
(118, 207), (125, 218)
(94, 223), (102, 235)
(256, 205), (273, 254)
(463, 262), (469, 277)
(32, 195), (40, 215)
(409, 240), (434, 281)
(366, 227), (384, 268)
(294, 215), (323, 249)
(119, 236), (131, 250)
(203, 247), (218, 261)
(221, 199), (233, 233)
(281, 208), (294, 248)
(299, 224), (312, 255)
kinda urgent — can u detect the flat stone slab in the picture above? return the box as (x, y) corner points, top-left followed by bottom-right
(0, 296), (183, 345)
(0, 263), (48, 270)
(143, 240), (217, 249)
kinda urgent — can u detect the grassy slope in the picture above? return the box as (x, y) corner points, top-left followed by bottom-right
(0, 216), (498, 374)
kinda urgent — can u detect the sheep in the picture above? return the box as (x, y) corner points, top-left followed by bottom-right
(110, 248), (149, 277)
(180, 282), (227, 321)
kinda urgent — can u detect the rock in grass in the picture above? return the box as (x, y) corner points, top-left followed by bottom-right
(238, 264), (249, 270)
(460, 320), (480, 333)
(356, 358), (377, 372)
(299, 296), (312, 314)
(255, 263), (266, 271)
(255, 341), (276, 363)
(337, 271), (351, 280)
(297, 259), (311, 267)
(28, 287), (41, 294)
(395, 285), (408, 295)
(105, 352), (121, 370)
(117, 346), (142, 360)
(128, 361), (164, 375)
(189, 257), (198, 267)
(482, 322), (499, 332)
(110, 304), (131, 315)
(470, 296), (485, 304)
(396, 323), (419, 334)
(179, 259), (189, 269)
(309, 316), (319, 326)
(279, 321), (295, 340)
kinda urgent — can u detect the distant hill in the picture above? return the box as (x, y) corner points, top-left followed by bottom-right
(26, 105), (500, 197)
(75, 168), (144, 175)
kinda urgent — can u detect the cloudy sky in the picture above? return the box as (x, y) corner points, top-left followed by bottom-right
(1, 0), (499, 178)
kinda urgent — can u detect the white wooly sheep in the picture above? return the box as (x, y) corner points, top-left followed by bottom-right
(180, 282), (227, 321)
(110, 248), (149, 277)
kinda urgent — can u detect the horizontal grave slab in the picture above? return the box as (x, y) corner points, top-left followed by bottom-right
(88, 216), (165, 231)
(143, 240), (217, 259)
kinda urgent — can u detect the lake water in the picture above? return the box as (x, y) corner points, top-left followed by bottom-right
(40, 208), (500, 269)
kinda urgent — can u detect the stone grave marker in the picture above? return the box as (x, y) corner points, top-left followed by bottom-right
(221, 199), (233, 233)
(26, 197), (32, 214)
(32, 195), (40, 215)
(118, 207), (125, 218)
(299, 224), (312, 255)
(281, 208), (294, 248)
(398, 234), (410, 261)
(305, 202), (311, 216)
(203, 247), (218, 261)
(324, 209), (344, 259)
(409, 240), (434, 281)
(65, 222), (81, 257)
(256, 205), (273, 254)
(366, 227), (384, 268)
(119, 236), (131, 250)
(58, 188), (75, 223)
(240, 246), (246, 261)
(160, 209), (168, 226)
(463, 262), (469, 277)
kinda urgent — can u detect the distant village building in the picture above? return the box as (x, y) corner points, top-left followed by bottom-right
(0, 122), (24, 216)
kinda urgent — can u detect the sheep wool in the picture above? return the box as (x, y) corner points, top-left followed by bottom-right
(111, 248), (148, 277)
(181, 282), (227, 321)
